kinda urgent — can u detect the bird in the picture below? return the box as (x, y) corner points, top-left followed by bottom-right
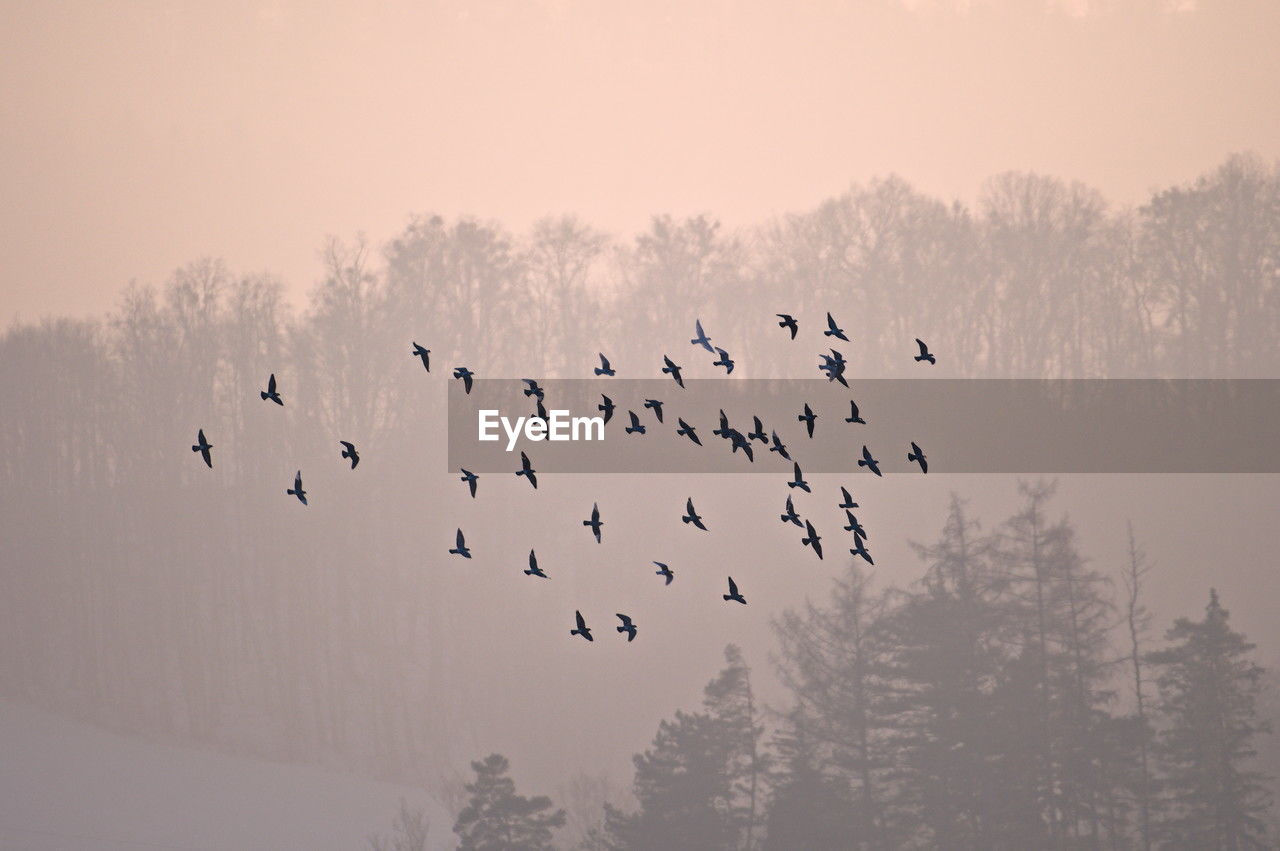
(524, 549), (547, 578)
(769, 431), (792, 461)
(644, 398), (665, 423)
(676, 418), (702, 446)
(595, 353), (616, 377)
(690, 319), (713, 352)
(858, 445), (882, 477)
(850, 537), (874, 565)
(845, 399), (866, 425)
(625, 411), (647, 435)
(411, 342), (431, 371)
(452, 367), (474, 394)
(339, 440), (360, 469)
(191, 428), (213, 468)
(598, 394), (615, 425)
(682, 497), (707, 531)
(914, 338), (936, 365)
(654, 561), (675, 585)
(713, 409), (733, 439)
(727, 429), (755, 462)
(449, 528), (471, 559)
(662, 355), (684, 388)
(286, 470), (307, 505)
(748, 417), (767, 444)
(723, 576), (746, 604)
(522, 379), (545, 400)
(570, 610), (594, 642)
(260, 373), (283, 405)
(843, 510), (867, 539)
(712, 347), (735, 374)
(819, 349), (848, 387)
(787, 462), (811, 493)
(798, 403), (817, 439)
(460, 468), (478, 498)
(533, 398), (548, 421)
(780, 495), (802, 527)
(802, 519), (824, 560)
(584, 503), (603, 543)
(825, 312), (849, 342)
(838, 486), (859, 510)
(776, 313), (799, 339)
(516, 451), (538, 489)
(616, 613), (638, 642)
(907, 441), (928, 474)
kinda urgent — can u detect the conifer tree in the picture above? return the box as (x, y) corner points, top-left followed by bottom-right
(453, 753), (566, 851)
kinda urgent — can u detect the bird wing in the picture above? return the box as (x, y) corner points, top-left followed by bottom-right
(600, 353), (610, 369)
(591, 503), (600, 523)
(529, 550), (537, 570)
(197, 428), (206, 444)
(294, 470), (302, 489)
(827, 312), (837, 330)
(456, 528), (465, 548)
(727, 577), (738, 595)
(916, 338), (928, 355)
(268, 373), (276, 393)
(340, 441), (355, 452)
(576, 611), (587, 630)
(910, 441), (922, 456)
(616, 614), (631, 626)
(686, 498), (695, 515)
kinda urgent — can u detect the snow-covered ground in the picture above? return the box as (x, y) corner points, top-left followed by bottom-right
(0, 701), (452, 850)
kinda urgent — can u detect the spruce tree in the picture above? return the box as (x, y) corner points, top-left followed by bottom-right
(453, 753), (566, 851)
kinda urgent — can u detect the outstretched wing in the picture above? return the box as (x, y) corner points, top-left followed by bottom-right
(916, 338), (928, 355)
(727, 576), (739, 595)
(268, 373), (277, 394)
(456, 528), (466, 549)
(575, 610), (587, 630)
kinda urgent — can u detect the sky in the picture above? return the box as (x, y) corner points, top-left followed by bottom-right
(1, 0), (1278, 323)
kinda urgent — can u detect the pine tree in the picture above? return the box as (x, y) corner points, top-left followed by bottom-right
(453, 753), (566, 851)
(701, 644), (767, 850)
(762, 707), (859, 850)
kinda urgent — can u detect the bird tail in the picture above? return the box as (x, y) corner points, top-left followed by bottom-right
(260, 391), (269, 400)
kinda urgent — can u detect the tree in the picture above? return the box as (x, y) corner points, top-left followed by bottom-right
(368, 798), (430, 851)
(762, 707), (858, 850)
(453, 753), (565, 851)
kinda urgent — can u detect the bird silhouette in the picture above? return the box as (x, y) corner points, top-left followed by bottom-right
(286, 470), (307, 505)
(516, 451), (538, 489)
(776, 313), (798, 339)
(788, 462), (811, 493)
(780, 494), (802, 527)
(723, 576), (746, 604)
(676, 418), (702, 446)
(533, 398), (548, 421)
(260, 373), (283, 405)
(819, 350), (848, 387)
(798, 403), (817, 438)
(584, 503), (603, 543)
(843, 510), (867, 539)
(522, 378), (544, 400)
(571, 610), (594, 641)
(625, 411), (647, 435)
(524, 549), (547, 578)
(838, 486), (859, 510)
(728, 429), (755, 462)
(460, 468), (478, 498)
(914, 338), (936, 365)
(858, 445), (882, 477)
(595, 353), (616, 376)
(452, 367), (474, 394)
(598, 394), (615, 425)
(713, 409), (732, 439)
(712, 347), (735, 374)
(411, 342), (431, 371)
(802, 519), (824, 559)
(769, 431), (792, 461)
(339, 441), (360, 469)
(825, 312), (849, 342)
(616, 613), (638, 642)
(690, 319), (713, 352)
(682, 497), (707, 531)
(662, 355), (684, 388)
(449, 528), (471, 558)
(850, 537), (874, 565)
(644, 398), (665, 423)
(845, 399), (866, 425)
(907, 441), (928, 474)
(654, 561), (675, 585)
(192, 428), (212, 468)
(748, 416), (767, 443)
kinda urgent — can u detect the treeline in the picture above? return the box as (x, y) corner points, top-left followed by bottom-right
(432, 488), (1273, 850)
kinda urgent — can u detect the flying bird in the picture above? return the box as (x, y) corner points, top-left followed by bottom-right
(449, 528), (471, 559)
(570, 610), (594, 642)
(584, 503), (603, 543)
(676, 418), (702, 446)
(838, 486), (859, 510)
(654, 561), (675, 585)
(850, 537), (875, 565)
(411, 342), (431, 371)
(524, 549), (547, 578)
(533, 398), (548, 421)
(769, 431), (791, 461)
(787, 462), (811, 493)
(339, 440), (360, 469)
(858, 445), (882, 477)
(682, 497), (707, 531)
(616, 613), (638, 642)
(286, 470), (307, 505)
(191, 428), (213, 468)
(459, 468), (478, 498)
(824, 312), (849, 342)
(776, 313), (798, 339)
(644, 398), (665, 423)
(713, 409), (732, 439)
(727, 429), (755, 462)
(819, 350), (848, 387)
(914, 338), (936, 365)
(516, 451), (538, 489)
(802, 520), (824, 560)
(690, 319), (714, 352)
(662, 355), (685, 388)
(748, 417), (767, 444)
(907, 441), (928, 474)
(798, 403), (817, 439)
(723, 576), (746, 605)
(843, 510), (867, 539)
(845, 400), (866, 425)
(780, 495), (802, 527)
(522, 378), (544, 400)
(452, 367), (474, 394)
(712, 347), (735, 374)
(598, 394), (615, 425)
(260, 373), (283, 406)
(595, 353), (616, 376)
(625, 411), (647, 435)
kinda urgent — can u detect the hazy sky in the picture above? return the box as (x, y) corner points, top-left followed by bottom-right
(2, 0), (1278, 323)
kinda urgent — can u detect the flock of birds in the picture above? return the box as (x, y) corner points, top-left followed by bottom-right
(190, 313), (936, 644)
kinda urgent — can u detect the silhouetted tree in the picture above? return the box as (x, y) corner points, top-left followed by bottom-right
(453, 753), (565, 851)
